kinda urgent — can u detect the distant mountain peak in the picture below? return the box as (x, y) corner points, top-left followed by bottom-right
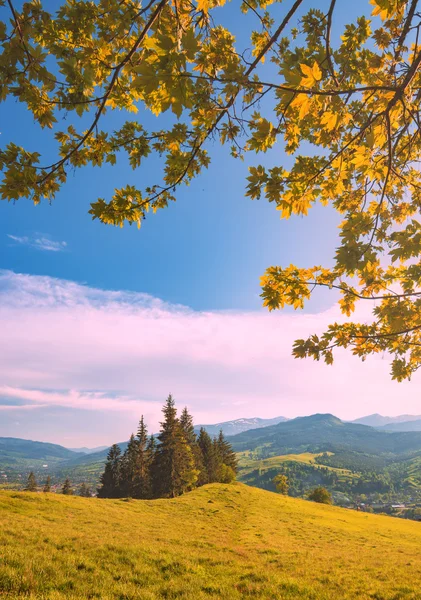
(296, 413), (343, 425)
(352, 414), (421, 427)
(196, 415), (288, 437)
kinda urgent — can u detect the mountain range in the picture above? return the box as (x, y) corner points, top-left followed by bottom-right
(229, 413), (421, 455)
(68, 446), (109, 454)
(3, 413), (421, 479)
(351, 413), (421, 427)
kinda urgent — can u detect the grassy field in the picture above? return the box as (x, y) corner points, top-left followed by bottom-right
(1, 483), (421, 599)
(237, 451), (355, 478)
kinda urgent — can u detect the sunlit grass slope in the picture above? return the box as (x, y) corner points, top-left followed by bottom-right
(237, 451), (355, 479)
(1, 483), (421, 599)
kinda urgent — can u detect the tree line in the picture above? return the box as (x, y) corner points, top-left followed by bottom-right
(24, 472), (92, 496)
(98, 395), (238, 499)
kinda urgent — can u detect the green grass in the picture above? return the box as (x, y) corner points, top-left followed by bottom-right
(1, 483), (421, 599)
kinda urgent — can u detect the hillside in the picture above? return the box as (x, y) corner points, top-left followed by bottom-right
(229, 414), (421, 455)
(67, 445), (109, 454)
(377, 419), (421, 432)
(1, 484), (421, 599)
(0, 437), (83, 468)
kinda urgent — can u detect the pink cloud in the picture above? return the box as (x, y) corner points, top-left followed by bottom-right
(0, 269), (420, 443)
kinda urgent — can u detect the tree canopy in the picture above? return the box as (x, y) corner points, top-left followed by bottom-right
(308, 486), (332, 504)
(2, 0), (421, 379)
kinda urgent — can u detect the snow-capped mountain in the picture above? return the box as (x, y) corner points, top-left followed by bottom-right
(195, 416), (288, 437)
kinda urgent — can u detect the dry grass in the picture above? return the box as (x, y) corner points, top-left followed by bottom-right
(1, 483), (421, 599)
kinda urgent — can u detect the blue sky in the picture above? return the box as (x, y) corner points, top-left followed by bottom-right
(1, 0), (369, 310)
(1, 99), (339, 312)
(2, 0), (418, 446)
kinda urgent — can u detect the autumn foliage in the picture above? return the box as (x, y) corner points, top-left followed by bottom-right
(2, 0), (421, 378)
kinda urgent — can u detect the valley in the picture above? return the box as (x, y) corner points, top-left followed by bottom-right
(2, 414), (421, 519)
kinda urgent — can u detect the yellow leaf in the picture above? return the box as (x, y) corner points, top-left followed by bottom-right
(320, 111), (337, 131)
(312, 61), (322, 81)
(370, 0), (392, 20)
(351, 147), (371, 168)
(300, 63), (313, 78)
(197, 0), (209, 12)
(299, 62), (321, 88)
(291, 94), (311, 120)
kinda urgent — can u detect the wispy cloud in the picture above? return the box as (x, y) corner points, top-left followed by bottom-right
(7, 234), (67, 252)
(0, 269), (419, 444)
(0, 386), (156, 414)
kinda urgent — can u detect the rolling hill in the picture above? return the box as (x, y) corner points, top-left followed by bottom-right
(1, 483), (421, 599)
(0, 437), (83, 469)
(377, 419), (421, 432)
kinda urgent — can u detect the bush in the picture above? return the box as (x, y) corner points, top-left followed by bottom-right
(219, 464), (236, 483)
(308, 487), (332, 505)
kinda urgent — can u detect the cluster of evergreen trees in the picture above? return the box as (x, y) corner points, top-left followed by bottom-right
(98, 395), (238, 499)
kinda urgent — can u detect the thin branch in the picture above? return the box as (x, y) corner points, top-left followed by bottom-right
(325, 0), (339, 86)
(6, 0), (33, 65)
(37, 0), (168, 184)
(275, 277), (421, 302)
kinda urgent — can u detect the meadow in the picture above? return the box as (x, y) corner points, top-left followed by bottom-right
(237, 451), (354, 478)
(1, 483), (421, 599)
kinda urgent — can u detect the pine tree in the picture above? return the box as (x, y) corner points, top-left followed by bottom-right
(121, 434), (139, 497)
(98, 444), (122, 498)
(197, 428), (218, 484)
(180, 407), (205, 482)
(179, 407), (196, 444)
(134, 416), (152, 499)
(62, 478), (73, 495)
(25, 471), (37, 492)
(43, 476), (51, 493)
(217, 430), (238, 474)
(147, 433), (156, 456)
(152, 395), (198, 498)
(212, 437), (223, 481)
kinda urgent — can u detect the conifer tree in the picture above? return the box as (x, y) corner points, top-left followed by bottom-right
(197, 428), (218, 485)
(62, 478), (73, 495)
(134, 416), (152, 499)
(147, 433), (156, 456)
(121, 434), (139, 497)
(217, 430), (238, 474)
(43, 476), (51, 493)
(180, 407), (204, 482)
(212, 437), (223, 481)
(25, 471), (37, 492)
(98, 444), (122, 498)
(152, 395), (198, 498)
